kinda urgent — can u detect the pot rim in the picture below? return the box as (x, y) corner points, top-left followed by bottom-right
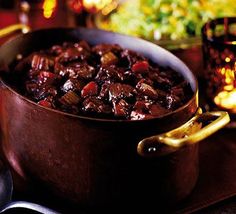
(0, 27), (198, 123)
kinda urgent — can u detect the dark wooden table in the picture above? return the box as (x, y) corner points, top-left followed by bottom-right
(1, 1), (236, 213)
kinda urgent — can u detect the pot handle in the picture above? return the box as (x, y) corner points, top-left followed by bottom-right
(137, 108), (230, 158)
(0, 24), (30, 39)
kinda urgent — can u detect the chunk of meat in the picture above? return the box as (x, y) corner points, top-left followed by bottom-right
(95, 66), (125, 83)
(83, 97), (112, 114)
(59, 63), (95, 79)
(113, 99), (130, 117)
(61, 78), (85, 93)
(109, 83), (136, 101)
(136, 80), (158, 99)
(121, 49), (145, 67)
(92, 43), (122, 56)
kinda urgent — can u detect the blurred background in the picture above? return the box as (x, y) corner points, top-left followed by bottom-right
(1, 0), (236, 42)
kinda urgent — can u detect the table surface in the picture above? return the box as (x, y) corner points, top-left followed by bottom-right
(0, 1), (236, 213)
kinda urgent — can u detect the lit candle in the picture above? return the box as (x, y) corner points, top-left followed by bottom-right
(202, 17), (236, 113)
(213, 66), (236, 112)
(42, 0), (57, 19)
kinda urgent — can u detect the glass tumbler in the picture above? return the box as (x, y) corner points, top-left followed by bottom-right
(202, 17), (236, 113)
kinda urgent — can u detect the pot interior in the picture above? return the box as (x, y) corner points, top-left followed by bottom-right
(0, 27), (197, 99)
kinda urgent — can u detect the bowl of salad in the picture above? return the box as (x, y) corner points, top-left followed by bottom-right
(90, 0), (236, 50)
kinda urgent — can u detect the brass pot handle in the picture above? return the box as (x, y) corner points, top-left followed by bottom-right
(137, 108), (230, 158)
(0, 24), (30, 39)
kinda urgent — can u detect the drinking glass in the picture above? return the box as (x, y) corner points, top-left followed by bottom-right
(202, 17), (236, 113)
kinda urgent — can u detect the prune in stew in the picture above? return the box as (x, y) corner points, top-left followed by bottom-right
(92, 43), (122, 56)
(37, 71), (59, 85)
(73, 63), (95, 80)
(82, 97), (112, 115)
(26, 84), (57, 101)
(57, 47), (89, 63)
(136, 80), (158, 99)
(14, 41), (193, 120)
(133, 100), (152, 112)
(98, 82), (111, 101)
(58, 63), (95, 80)
(76, 40), (91, 51)
(113, 99), (130, 117)
(95, 66), (125, 83)
(108, 83), (136, 102)
(121, 49), (145, 67)
(50, 45), (64, 56)
(61, 78), (85, 93)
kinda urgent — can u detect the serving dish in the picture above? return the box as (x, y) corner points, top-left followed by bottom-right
(87, 14), (202, 50)
(87, 0), (236, 50)
(0, 27), (230, 211)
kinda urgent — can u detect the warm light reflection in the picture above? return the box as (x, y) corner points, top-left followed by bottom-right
(43, 0), (57, 19)
(225, 57), (231, 62)
(214, 89), (236, 112)
(101, 0), (118, 15)
(67, 0), (83, 13)
(214, 66), (236, 112)
(83, 0), (113, 13)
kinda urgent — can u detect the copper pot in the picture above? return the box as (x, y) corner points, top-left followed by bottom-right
(0, 27), (230, 211)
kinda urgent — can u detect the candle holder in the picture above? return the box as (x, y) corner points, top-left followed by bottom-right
(202, 17), (236, 115)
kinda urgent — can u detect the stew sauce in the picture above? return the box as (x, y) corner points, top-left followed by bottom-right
(14, 41), (193, 120)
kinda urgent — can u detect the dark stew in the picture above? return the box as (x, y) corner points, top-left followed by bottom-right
(13, 41), (193, 120)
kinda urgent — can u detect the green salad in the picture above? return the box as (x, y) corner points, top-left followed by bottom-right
(97, 0), (236, 41)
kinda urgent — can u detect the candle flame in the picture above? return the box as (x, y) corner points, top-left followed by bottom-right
(214, 66), (236, 112)
(43, 0), (57, 19)
(214, 89), (236, 113)
(225, 57), (231, 62)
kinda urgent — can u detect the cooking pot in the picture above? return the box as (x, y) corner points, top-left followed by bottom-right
(0, 27), (230, 211)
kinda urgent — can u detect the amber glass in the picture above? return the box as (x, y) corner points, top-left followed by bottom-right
(202, 17), (236, 113)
